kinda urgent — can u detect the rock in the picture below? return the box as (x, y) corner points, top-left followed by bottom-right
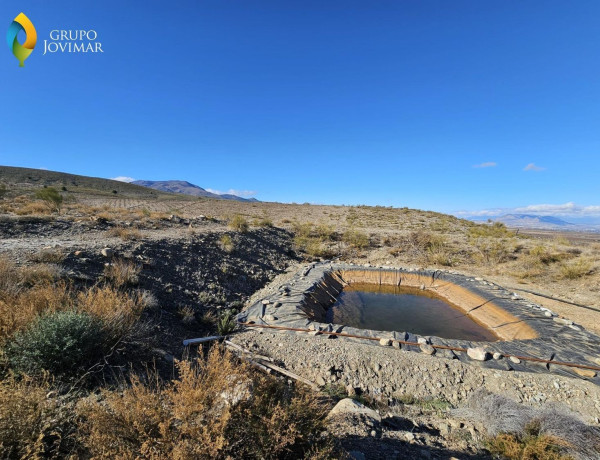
(574, 368), (597, 378)
(100, 248), (114, 258)
(553, 317), (573, 326)
(273, 302), (282, 308)
(544, 311), (553, 317)
(327, 398), (381, 422)
(74, 250), (83, 257)
(346, 385), (357, 397)
(417, 337), (428, 345)
(261, 300), (271, 305)
(264, 314), (277, 322)
(379, 338), (392, 346)
(467, 347), (489, 361)
(509, 356), (521, 364)
(348, 451), (365, 460)
(316, 376), (326, 386)
(594, 357), (600, 366)
(404, 432), (415, 441)
(493, 352), (503, 360)
(569, 325), (582, 331)
(392, 340), (401, 349)
(420, 284), (426, 290)
(420, 344), (436, 355)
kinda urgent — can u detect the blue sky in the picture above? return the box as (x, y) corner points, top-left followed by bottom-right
(1, 1), (599, 220)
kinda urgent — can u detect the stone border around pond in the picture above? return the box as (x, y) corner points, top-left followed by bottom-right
(238, 262), (600, 383)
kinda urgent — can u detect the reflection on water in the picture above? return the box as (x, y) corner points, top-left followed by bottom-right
(326, 283), (497, 342)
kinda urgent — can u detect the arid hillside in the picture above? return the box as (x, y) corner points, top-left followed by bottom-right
(1, 167), (599, 459)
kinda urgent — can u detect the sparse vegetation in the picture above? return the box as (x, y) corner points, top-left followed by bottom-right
(103, 259), (141, 288)
(106, 226), (143, 241)
(342, 229), (370, 249)
(217, 309), (237, 335)
(5, 311), (106, 378)
(220, 234), (235, 253)
(559, 258), (592, 279)
(78, 347), (336, 459)
(229, 214), (249, 233)
(34, 187), (63, 213)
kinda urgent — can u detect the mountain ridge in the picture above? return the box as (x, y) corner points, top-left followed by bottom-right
(131, 180), (258, 202)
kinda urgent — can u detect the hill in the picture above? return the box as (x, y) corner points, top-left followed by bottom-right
(0, 166), (177, 199)
(132, 180), (257, 202)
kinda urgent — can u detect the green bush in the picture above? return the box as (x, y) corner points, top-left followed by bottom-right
(5, 311), (106, 378)
(34, 187), (63, 213)
(342, 229), (370, 249)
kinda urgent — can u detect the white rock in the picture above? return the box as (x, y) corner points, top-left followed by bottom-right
(379, 338), (392, 346)
(327, 398), (381, 422)
(467, 347), (489, 361)
(493, 352), (503, 360)
(100, 248), (114, 258)
(264, 314), (277, 322)
(420, 344), (436, 355)
(509, 356), (521, 364)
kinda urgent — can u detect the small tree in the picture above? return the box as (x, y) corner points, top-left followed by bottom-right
(35, 187), (63, 213)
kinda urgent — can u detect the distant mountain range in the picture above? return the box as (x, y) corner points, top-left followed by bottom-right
(132, 180), (258, 202)
(469, 213), (600, 232)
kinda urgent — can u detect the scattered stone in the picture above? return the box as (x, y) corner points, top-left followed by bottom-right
(392, 341), (401, 349)
(100, 248), (113, 258)
(73, 250), (83, 257)
(327, 398), (381, 422)
(420, 284), (425, 290)
(273, 302), (282, 308)
(493, 352), (503, 360)
(263, 314), (277, 322)
(261, 299), (271, 305)
(544, 311), (553, 317)
(316, 376), (326, 386)
(346, 384), (357, 397)
(467, 347), (489, 361)
(420, 344), (436, 355)
(569, 325), (582, 331)
(379, 338), (392, 346)
(417, 337), (428, 345)
(509, 356), (521, 364)
(553, 317), (574, 326)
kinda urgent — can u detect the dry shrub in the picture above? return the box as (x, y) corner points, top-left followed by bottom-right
(456, 390), (600, 460)
(0, 282), (71, 345)
(559, 259), (593, 280)
(106, 226), (143, 241)
(471, 238), (515, 265)
(220, 234), (235, 253)
(229, 214), (249, 233)
(103, 259), (141, 288)
(487, 430), (573, 460)
(342, 229), (370, 249)
(77, 286), (145, 339)
(468, 222), (514, 239)
(178, 305), (196, 325)
(14, 201), (52, 216)
(28, 249), (66, 264)
(78, 347), (335, 459)
(0, 376), (69, 459)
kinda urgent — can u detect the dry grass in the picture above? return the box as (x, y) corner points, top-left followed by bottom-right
(456, 390), (600, 460)
(78, 346), (336, 459)
(558, 258), (593, 280)
(220, 234), (235, 253)
(106, 226), (143, 241)
(77, 286), (145, 339)
(28, 249), (66, 264)
(0, 376), (69, 459)
(229, 214), (249, 233)
(103, 259), (141, 288)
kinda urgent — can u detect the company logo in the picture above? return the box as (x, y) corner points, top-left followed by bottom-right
(7, 13), (37, 67)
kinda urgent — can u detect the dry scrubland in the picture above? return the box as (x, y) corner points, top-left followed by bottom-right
(1, 172), (599, 459)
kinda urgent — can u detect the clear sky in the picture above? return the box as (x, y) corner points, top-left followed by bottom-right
(1, 1), (599, 220)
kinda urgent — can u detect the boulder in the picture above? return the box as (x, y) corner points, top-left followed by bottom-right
(467, 347), (489, 361)
(327, 398), (381, 422)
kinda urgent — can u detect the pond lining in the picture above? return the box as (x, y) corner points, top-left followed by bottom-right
(238, 263), (600, 383)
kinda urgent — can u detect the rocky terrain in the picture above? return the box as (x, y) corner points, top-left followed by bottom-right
(1, 168), (599, 459)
